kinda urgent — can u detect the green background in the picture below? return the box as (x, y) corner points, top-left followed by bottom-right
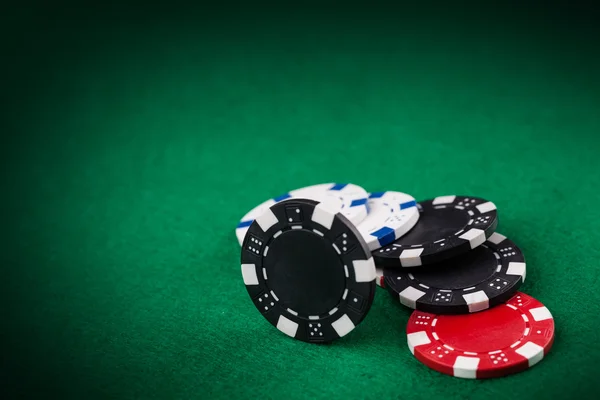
(3, 2), (599, 399)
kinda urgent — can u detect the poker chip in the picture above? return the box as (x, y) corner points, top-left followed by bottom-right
(240, 198), (376, 343)
(375, 267), (385, 288)
(235, 184), (557, 377)
(236, 183), (369, 246)
(406, 292), (554, 379)
(383, 232), (526, 314)
(374, 195), (498, 267)
(356, 191), (420, 251)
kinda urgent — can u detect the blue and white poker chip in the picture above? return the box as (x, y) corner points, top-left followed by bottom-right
(356, 191), (420, 251)
(235, 183), (369, 246)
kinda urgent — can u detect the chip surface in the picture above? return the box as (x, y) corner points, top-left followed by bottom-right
(406, 292), (555, 379)
(236, 183), (369, 246)
(374, 195), (498, 267)
(356, 191), (419, 251)
(384, 232), (525, 313)
(240, 198), (376, 343)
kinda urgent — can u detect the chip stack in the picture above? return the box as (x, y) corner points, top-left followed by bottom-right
(236, 183), (555, 380)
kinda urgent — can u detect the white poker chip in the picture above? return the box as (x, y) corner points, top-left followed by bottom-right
(236, 183), (369, 246)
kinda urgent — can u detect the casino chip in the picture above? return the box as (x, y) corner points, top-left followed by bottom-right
(236, 183), (369, 246)
(240, 198), (376, 343)
(374, 195), (498, 267)
(375, 267), (385, 288)
(384, 232), (525, 314)
(356, 191), (419, 251)
(406, 292), (554, 379)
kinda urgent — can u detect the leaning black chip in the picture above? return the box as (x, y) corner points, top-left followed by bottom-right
(240, 198), (376, 343)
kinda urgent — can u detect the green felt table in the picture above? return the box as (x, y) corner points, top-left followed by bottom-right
(4, 3), (600, 399)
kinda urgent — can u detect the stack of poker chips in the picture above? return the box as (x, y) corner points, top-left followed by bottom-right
(236, 183), (554, 380)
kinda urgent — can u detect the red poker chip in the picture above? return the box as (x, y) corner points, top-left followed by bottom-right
(376, 267), (385, 288)
(406, 292), (555, 379)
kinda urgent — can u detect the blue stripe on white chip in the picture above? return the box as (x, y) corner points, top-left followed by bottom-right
(237, 220), (253, 229)
(350, 198), (368, 208)
(370, 226), (396, 247)
(273, 193), (292, 202)
(400, 200), (417, 209)
(329, 183), (349, 191)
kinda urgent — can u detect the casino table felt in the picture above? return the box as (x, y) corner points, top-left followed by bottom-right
(3, 3), (600, 400)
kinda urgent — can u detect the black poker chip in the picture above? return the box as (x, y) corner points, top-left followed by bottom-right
(240, 198), (377, 343)
(373, 195), (499, 267)
(383, 232), (526, 314)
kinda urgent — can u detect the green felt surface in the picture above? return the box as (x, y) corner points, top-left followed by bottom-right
(3, 3), (600, 399)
